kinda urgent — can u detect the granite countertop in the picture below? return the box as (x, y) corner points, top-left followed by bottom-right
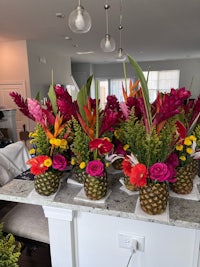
(0, 169), (200, 230)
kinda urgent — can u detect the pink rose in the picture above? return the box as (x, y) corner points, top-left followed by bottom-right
(52, 154), (67, 171)
(86, 160), (104, 177)
(149, 162), (171, 182)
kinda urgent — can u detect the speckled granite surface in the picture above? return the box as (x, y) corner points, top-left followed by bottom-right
(0, 171), (199, 230)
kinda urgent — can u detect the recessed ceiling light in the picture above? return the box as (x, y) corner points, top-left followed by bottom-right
(64, 36), (71, 40)
(56, 13), (65, 18)
(76, 51), (94, 55)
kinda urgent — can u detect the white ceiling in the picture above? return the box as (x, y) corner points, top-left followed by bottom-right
(0, 0), (200, 64)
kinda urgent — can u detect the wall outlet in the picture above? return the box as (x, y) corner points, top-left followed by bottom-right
(118, 233), (145, 251)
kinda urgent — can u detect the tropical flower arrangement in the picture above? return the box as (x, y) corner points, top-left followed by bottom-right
(71, 77), (123, 178)
(10, 83), (77, 176)
(113, 55), (192, 189)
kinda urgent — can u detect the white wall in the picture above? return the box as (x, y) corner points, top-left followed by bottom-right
(27, 40), (72, 99)
(0, 40), (31, 98)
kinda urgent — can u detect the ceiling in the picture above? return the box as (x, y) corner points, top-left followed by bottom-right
(1, 0), (200, 64)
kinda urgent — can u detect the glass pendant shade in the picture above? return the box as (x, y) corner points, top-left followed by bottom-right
(68, 4), (91, 33)
(116, 48), (126, 61)
(100, 34), (116, 52)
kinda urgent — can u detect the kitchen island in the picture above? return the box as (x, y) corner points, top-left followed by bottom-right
(0, 172), (199, 267)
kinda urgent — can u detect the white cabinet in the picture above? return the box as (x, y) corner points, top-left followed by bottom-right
(74, 211), (199, 267)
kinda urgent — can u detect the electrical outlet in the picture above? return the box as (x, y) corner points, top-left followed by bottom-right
(118, 233), (145, 251)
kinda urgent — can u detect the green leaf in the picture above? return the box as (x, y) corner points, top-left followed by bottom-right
(77, 75), (93, 122)
(48, 84), (57, 115)
(127, 54), (152, 132)
(35, 92), (40, 101)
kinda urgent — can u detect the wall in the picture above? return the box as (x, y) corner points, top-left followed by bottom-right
(0, 40), (31, 98)
(73, 58), (200, 98)
(27, 40), (72, 99)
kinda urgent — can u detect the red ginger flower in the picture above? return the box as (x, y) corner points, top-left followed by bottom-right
(9, 92), (35, 121)
(122, 157), (132, 177)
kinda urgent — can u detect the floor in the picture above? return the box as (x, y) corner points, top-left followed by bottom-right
(18, 242), (52, 267)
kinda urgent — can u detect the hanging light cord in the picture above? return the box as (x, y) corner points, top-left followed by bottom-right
(119, 0), (123, 48)
(104, 2), (110, 35)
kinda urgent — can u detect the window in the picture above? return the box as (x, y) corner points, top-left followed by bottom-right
(143, 70), (180, 102)
(96, 69), (180, 106)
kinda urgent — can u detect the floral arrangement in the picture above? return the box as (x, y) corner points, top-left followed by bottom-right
(10, 83), (76, 175)
(115, 55), (192, 188)
(71, 79), (122, 177)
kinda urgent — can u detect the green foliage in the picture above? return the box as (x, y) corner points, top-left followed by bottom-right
(118, 109), (177, 167)
(33, 124), (50, 156)
(48, 84), (57, 115)
(0, 223), (21, 267)
(71, 117), (90, 165)
(193, 124), (200, 148)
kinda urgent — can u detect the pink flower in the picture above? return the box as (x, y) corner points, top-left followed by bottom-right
(86, 160), (104, 177)
(149, 162), (171, 182)
(27, 98), (45, 125)
(52, 154), (67, 171)
(165, 153), (179, 168)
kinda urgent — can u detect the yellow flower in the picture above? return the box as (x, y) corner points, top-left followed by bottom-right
(29, 139), (34, 144)
(54, 138), (61, 147)
(114, 129), (120, 138)
(29, 132), (33, 138)
(44, 158), (52, 167)
(188, 135), (197, 141)
(123, 144), (130, 151)
(179, 155), (186, 161)
(31, 132), (38, 138)
(79, 162), (86, 169)
(29, 149), (35, 155)
(60, 139), (68, 149)
(176, 144), (183, 151)
(71, 158), (76, 165)
(184, 138), (192, 146)
(105, 162), (110, 168)
(186, 148), (194, 155)
(50, 138), (57, 145)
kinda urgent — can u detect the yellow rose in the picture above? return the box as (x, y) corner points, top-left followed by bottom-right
(179, 155), (186, 161)
(29, 132), (33, 138)
(79, 162), (86, 169)
(123, 144), (130, 151)
(184, 138), (192, 146)
(29, 139), (34, 144)
(31, 132), (38, 138)
(186, 148), (194, 155)
(176, 144), (183, 151)
(29, 149), (35, 155)
(44, 158), (52, 167)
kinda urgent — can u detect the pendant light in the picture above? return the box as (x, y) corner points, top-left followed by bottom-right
(100, 3), (116, 52)
(68, 0), (92, 33)
(116, 1), (126, 61)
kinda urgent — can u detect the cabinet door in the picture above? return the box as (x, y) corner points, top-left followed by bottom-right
(0, 80), (29, 139)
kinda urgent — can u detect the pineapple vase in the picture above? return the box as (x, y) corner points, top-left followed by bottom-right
(73, 166), (87, 184)
(34, 170), (62, 196)
(139, 182), (169, 215)
(84, 172), (108, 200)
(170, 165), (193, 194)
(124, 175), (138, 192)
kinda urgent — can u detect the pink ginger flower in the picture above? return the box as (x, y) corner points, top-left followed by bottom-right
(27, 98), (45, 125)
